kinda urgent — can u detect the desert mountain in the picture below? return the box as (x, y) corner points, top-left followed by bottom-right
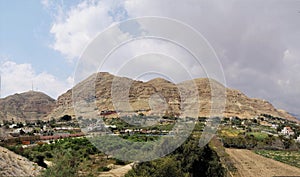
(48, 72), (296, 121)
(0, 91), (55, 122)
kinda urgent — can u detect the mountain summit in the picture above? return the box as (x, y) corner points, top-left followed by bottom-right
(0, 91), (55, 122)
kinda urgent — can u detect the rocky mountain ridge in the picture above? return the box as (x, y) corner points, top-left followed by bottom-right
(0, 73), (296, 122)
(47, 72), (297, 121)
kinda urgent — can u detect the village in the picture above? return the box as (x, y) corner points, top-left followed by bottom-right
(0, 113), (299, 149)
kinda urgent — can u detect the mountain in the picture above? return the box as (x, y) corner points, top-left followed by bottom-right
(289, 113), (300, 121)
(0, 91), (55, 122)
(47, 72), (297, 121)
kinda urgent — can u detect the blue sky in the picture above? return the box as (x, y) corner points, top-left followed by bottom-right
(0, 0), (300, 117)
(0, 0), (73, 76)
(0, 0), (77, 99)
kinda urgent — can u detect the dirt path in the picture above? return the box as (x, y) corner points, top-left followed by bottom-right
(0, 146), (43, 176)
(98, 163), (134, 177)
(225, 148), (300, 177)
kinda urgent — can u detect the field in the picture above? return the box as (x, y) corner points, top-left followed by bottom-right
(246, 132), (268, 140)
(219, 128), (244, 137)
(255, 150), (300, 168)
(226, 148), (300, 177)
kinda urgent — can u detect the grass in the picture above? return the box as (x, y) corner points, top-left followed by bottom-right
(255, 150), (300, 168)
(246, 132), (268, 140)
(219, 128), (244, 137)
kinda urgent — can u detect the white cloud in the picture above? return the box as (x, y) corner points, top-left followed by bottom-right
(50, 0), (124, 60)
(41, 0), (50, 8)
(0, 61), (71, 99)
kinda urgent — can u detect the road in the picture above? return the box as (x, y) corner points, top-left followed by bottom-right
(98, 163), (134, 177)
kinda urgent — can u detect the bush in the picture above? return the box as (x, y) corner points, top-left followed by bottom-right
(126, 137), (225, 177)
(39, 149), (79, 177)
(59, 115), (72, 122)
(115, 158), (126, 165)
(98, 166), (111, 172)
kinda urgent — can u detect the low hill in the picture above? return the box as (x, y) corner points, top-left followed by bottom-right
(0, 91), (55, 122)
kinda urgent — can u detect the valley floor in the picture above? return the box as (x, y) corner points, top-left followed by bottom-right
(225, 148), (300, 177)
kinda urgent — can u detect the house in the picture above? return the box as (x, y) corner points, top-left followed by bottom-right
(13, 128), (33, 134)
(271, 124), (278, 129)
(281, 126), (295, 136)
(9, 124), (17, 129)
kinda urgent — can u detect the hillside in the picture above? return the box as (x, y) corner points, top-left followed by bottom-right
(48, 72), (296, 121)
(0, 146), (43, 176)
(0, 91), (55, 122)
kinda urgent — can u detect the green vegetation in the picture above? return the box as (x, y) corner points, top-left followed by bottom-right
(104, 117), (176, 132)
(6, 114), (300, 176)
(219, 128), (244, 137)
(4, 119), (225, 177)
(59, 115), (72, 122)
(41, 149), (80, 177)
(125, 136), (225, 177)
(6, 137), (123, 176)
(246, 132), (268, 141)
(255, 150), (300, 168)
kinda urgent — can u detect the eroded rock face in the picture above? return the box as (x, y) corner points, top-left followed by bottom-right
(224, 89), (295, 120)
(0, 91), (55, 122)
(0, 146), (43, 176)
(48, 72), (296, 121)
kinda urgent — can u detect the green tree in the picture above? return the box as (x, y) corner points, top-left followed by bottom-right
(126, 137), (225, 177)
(39, 149), (79, 177)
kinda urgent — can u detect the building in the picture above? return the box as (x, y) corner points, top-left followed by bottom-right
(271, 124), (278, 129)
(8, 124), (17, 129)
(281, 126), (295, 136)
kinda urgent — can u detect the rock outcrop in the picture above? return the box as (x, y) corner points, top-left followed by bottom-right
(0, 146), (43, 176)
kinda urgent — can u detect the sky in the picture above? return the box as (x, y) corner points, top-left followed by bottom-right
(0, 0), (300, 117)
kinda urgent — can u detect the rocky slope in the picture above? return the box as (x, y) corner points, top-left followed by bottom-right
(0, 146), (43, 176)
(0, 91), (55, 122)
(48, 72), (296, 121)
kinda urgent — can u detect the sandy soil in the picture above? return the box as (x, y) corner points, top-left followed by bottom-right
(0, 146), (43, 176)
(225, 148), (300, 177)
(98, 163), (134, 177)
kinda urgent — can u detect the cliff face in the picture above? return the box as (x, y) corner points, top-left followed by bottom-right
(48, 72), (296, 121)
(0, 91), (55, 122)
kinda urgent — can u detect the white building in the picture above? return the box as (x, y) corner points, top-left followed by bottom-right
(296, 136), (300, 143)
(271, 124), (278, 129)
(9, 124), (17, 129)
(281, 127), (295, 136)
